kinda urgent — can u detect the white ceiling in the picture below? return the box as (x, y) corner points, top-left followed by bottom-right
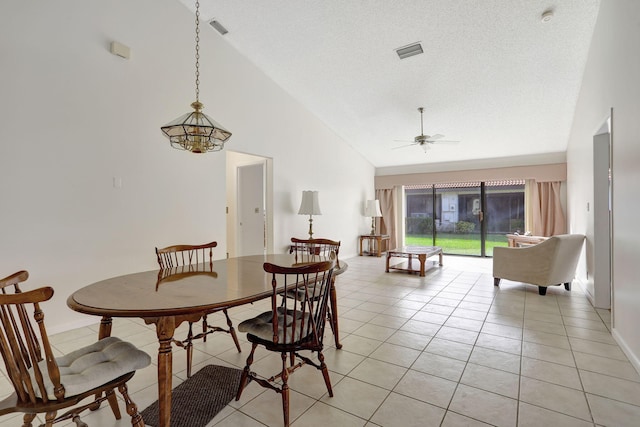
(180, 0), (600, 169)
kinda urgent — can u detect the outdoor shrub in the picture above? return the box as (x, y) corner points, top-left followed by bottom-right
(406, 216), (434, 234)
(455, 221), (475, 234)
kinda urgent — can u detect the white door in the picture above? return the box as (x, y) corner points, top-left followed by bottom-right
(237, 163), (265, 256)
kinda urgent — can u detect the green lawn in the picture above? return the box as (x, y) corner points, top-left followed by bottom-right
(405, 233), (508, 256)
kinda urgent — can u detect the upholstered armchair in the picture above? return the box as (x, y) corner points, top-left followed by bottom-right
(493, 234), (585, 295)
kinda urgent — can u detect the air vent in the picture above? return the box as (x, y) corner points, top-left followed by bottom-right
(209, 19), (228, 35)
(395, 42), (423, 60)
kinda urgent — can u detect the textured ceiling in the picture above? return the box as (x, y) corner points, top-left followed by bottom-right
(180, 0), (600, 169)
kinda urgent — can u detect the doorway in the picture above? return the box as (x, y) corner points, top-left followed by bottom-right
(226, 151), (273, 258)
(589, 112), (613, 310)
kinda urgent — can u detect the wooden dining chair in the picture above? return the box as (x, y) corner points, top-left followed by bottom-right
(0, 271), (150, 427)
(289, 238), (342, 347)
(235, 258), (335, 427)
(155, 241), (241, 377)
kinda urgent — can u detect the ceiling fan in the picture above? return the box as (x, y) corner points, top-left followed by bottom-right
(393, 107), (459, 152)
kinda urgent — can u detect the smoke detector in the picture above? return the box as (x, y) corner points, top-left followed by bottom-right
(541, 10), (554, 23)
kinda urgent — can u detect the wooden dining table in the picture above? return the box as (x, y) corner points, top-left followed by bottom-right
(66, 253), (347, 427)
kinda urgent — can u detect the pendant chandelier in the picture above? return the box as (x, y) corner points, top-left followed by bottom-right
(161, 0), (231, 153)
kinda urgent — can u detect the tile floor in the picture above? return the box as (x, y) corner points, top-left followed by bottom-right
(2, 255), (639, 426)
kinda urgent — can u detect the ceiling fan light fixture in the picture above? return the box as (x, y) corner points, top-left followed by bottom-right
(395, 42), (423, 60)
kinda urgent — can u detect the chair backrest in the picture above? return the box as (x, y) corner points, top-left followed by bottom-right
(290, 238), (341, 269)
(155, 241), (217, 269)
(0, 271), (63, 404)
(264, 259), (335, 347)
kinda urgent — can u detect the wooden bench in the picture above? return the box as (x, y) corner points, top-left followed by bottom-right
(385, 246), (443, 277)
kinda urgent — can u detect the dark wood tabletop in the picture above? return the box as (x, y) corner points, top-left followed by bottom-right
(66, 253), (347, 427)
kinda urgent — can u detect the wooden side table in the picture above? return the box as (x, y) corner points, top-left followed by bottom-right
(506, 234), (548, 247)
(359, 234), (390, 257)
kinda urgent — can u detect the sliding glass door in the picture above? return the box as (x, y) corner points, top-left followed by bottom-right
(405, 180), (524, 257)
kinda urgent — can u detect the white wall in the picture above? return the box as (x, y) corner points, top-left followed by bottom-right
(566, 0), (640, 369)
(0, 0), (374, 333)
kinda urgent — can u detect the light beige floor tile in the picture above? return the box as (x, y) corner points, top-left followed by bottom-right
(369, 313), (408, 329)
(341, 308), (379, 323)
(457, 301), (492, 313)
(393, 369), (457, 408)
(320, 376), (389, 419)
(451, 308), (487, 321)
(411, 352), (467, 381)
(521, 357), (582, 389)
(521, 341), (574, 366)
(211, 410), (268, 426)
(449, 384), (518, 427)
(519, 377), (591, 421)
(484, 312), (524, 328)
(468, 346), (521, 375)
(425, 337), (473, 361)
(562, 316), (609, 332)
(444, 316), (484, 332)
(517, 402), (594, 427)
(564, 325), (617, 345)
(348, 358), (407, 390)
(323, 347), (366, 376)
(400, 319), (443, 336)
(287, 364), (343, 399)
(586, 393), (640, 427)
(239, 388), (315, 427)
(292, 401), (366, 426)
(352, 323), (397, 341)
(461, 363), (520, 398)
(435, 326), (479, 345)
(480, 322), (522, 340)
(441, 410), (493, 426)
(411, 310), (450, 325)
(579, 369), (640, 406)
(476, 333), (522, 355)
(573, 351), (640, 381)
(385, 330), (433, 351)
(522, 329), (570, 349)
(568, 336), (628, 361)
(523, 319), (566, 335)
(369, 342), (421, 367)
(370, 392), (446, 427)
(338, 334), (383, 356)
(422, 303), (456, 315)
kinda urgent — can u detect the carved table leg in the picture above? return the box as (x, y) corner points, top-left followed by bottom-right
(329, 276), (342, 349)
(418, 254), (427, 277)
(154, 316), (176, 427)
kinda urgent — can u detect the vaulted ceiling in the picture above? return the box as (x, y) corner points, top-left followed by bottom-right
(180, 0), (600, 169)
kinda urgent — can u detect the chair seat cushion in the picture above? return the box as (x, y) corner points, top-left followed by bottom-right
(238, 307), (311, 343)
(34, 336), (151, 399)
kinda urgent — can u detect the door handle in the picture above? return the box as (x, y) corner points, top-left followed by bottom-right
(479, 211), (484, 222)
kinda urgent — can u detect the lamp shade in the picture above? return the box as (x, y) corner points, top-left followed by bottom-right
(298, 191), (322, 215)
(365, 200), (382, 217)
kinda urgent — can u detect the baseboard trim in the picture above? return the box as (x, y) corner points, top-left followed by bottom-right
(612, 328), (640, 376)
(47, 316), (98, 336)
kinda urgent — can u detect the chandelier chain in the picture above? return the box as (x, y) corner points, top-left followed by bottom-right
(194, 0), (201, 103)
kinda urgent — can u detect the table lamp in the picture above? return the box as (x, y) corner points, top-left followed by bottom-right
(298, 191), (322, 238)
(365, 199), (382, 235)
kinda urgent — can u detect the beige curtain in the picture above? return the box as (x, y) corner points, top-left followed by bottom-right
(524, 179), (535, 234)
(532, 181), (566, 236)
(376, 188), (397, 249)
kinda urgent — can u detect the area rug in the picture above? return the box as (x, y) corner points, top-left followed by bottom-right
(141, 365), (243, 427)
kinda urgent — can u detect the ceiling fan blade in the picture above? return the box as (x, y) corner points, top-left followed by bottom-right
(429, 134), (445, 141)
(429, 140), (460, 144)
(392, 143), (418, 150)
(393, 139), (414, 143)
